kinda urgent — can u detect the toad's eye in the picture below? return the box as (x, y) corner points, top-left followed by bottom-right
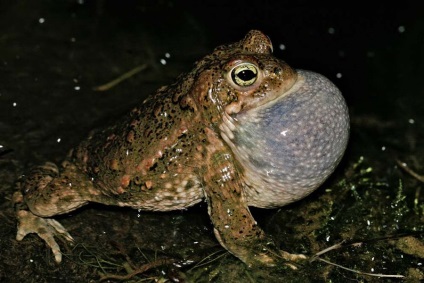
(230, 63), (258, 87)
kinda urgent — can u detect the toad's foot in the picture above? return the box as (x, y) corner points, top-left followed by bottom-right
(280, 250), (308, 261)
(247, 251), (307, 268)
(279, 250), (308, 270)
(252, 242), (307, 269)
(16, 209), (73, 263)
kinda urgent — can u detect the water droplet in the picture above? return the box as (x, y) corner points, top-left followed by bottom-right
(398, 25), (405, 33)
(328, 27), (335, 34)
(336, 73), (342, 78)
(279, 43), (286, 50)
(160, 59), (166, 65)
(39, 18), (45, 24)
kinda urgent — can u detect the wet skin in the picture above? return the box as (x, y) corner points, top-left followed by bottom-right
(14, 30), (349, 267)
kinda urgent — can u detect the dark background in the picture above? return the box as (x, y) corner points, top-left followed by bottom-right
(0, 1), (423, 282)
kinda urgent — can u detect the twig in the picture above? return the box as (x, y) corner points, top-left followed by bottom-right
(93, 64), (148, 91)
(315, 257), (405, 278)
(310, 241), (346, 259)
(99, 257), (175, 281)
(188, 250), (228, 270)
(309, 236), (421, 279)
(396, 160), (424, 183)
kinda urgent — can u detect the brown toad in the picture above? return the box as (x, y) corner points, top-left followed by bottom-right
(14, 30), (349, 267)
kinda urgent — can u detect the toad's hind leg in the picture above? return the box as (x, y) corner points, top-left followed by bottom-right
(14, 161), (95, 263)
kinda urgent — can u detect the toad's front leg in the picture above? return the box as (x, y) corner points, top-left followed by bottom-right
(203, 129), (306, 267)
(203, 172), (276, 267)
(203, 159), (308, 267)
(201, 131), (277, 266)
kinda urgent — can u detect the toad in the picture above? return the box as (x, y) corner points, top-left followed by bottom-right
(14, 30), (349, 267)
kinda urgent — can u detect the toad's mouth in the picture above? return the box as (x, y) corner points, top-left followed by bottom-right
(224, 70), (302, 115)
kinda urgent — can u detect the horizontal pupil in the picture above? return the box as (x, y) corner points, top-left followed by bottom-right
(237, 70), (256, 81)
